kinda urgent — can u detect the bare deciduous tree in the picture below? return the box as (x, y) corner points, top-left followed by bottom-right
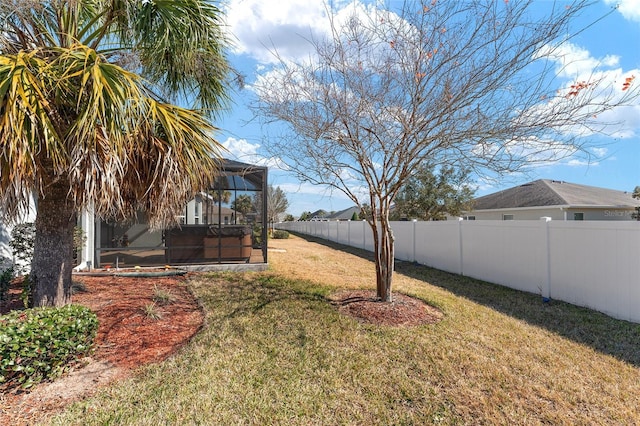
(254, 185), (289, 232)
(253, 0), (638, 302)
(267, 186), (290, 229)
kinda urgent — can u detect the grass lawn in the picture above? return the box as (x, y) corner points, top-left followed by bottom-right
(48, 235), (640, 425)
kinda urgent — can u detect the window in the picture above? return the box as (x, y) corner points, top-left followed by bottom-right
(502, 214), (514, 221)
(573, 212), (584, 221)
(465, 216), (476, 221)
(194, 203), (200, 224)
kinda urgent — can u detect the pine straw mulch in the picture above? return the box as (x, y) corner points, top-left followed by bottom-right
(0, 273), (440, 424)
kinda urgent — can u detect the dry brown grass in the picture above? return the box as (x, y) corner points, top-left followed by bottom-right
(268, 234), (640, 424)
(268, 236), (377, 289)
(47, 234), (640, 425)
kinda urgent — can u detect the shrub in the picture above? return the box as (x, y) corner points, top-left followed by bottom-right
(9, 223), (87, 274)
(252, 224), (263, 246)
(71, 280), (88, 295)
(271, 230), (290, 239)
(152, 285), (177, 305)
(0, 264), (14, 303)
(21, 274), (32, 309)
(142, 302), (163, 320)
(9, 223), (35, 275)
(0, 305), (99, 390)
(73, 226), (87, 254)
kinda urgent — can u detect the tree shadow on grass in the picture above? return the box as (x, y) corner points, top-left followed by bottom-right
(292, 233), (640, 367)
(195, 271), (329, 321)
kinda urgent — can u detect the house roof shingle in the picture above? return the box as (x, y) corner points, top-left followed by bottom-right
(326, 206), (361, 220)
(473, 179), (640, 210)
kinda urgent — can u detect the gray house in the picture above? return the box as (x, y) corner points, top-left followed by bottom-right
(464, 179), (640, 221)
(326, 206), (361, 221)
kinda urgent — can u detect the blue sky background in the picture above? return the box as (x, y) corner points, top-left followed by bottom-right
(216, 0), (640, 217)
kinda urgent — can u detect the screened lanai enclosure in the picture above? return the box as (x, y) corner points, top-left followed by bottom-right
(95, 160), (268, 269)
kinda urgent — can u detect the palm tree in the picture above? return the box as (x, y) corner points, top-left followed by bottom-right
(0, 1), (231, 306)
(206, 189), (231, 224)
(231, 195), (254, 224)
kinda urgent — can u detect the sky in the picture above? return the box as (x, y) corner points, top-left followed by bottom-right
(216, 0), (640, 217)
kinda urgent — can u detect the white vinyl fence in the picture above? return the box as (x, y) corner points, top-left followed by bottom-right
(276, 219), (640, 323)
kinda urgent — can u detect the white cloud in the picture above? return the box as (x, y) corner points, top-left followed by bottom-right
(222, 136), (259, 158)
(508, 136), (578, 166)
(592, 103), (640, 138)
(566, 158), (598, 167)
(537, 42), (620, 79)
(529, 42), (640, 139)
(224, 0), (389, 65)
(276, 179), (369, 206)
(221, 137), (286, 170)
(591, 147), (608, 157)
(549, 146), (612, 168)
(604, 0), (640, 23)
(227, 0), (640, 197)
(224, 0), (331, 63)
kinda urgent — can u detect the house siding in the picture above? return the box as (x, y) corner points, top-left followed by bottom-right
(468, 207), (637, 221)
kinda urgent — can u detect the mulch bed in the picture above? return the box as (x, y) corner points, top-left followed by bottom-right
(330, 290), (443, 327)
(74, 275), (203, 368)
(0, 274), (204, 424)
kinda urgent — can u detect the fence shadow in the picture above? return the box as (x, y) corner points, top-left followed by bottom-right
(292, 233), (640, 368)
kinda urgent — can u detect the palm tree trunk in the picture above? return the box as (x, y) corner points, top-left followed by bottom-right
(31, 177), (75, 307)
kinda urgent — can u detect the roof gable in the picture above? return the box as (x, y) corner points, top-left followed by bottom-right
(327, 206), (360, 220)
(310, 209), (328, 218)
(473, 179), (640, 210)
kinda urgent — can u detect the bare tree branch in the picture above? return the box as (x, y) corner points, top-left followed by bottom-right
(252, 0), (639, 301)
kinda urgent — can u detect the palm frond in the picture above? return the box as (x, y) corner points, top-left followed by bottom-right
(0, 51), (66, 218)
(125, 0), (232, 115)
(0, 1), (230, 226)
(51, 43), (224, 226)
